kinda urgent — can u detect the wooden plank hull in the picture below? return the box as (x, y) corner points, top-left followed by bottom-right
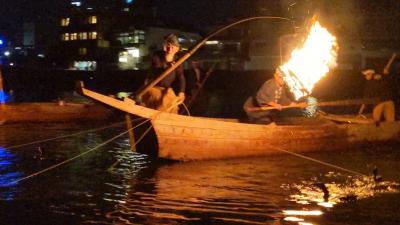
(0, 102), (112, 123)
(81, 87), (400, 161)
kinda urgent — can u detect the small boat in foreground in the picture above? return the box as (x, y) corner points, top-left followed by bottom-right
(0, 102), (112, 123)
(81, 86), (400, 161)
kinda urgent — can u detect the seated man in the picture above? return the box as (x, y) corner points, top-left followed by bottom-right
(243, 68), (302, 124)
(358, 69), (395, 122)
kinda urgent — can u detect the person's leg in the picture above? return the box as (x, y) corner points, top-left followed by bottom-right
(141, 87), (163, 109)
(383, 100), (395, 122)
(372, 102), (384, 122)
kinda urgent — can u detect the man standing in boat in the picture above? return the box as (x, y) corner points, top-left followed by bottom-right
(141, 34), (186, 113)
(243, 68), (303, 124)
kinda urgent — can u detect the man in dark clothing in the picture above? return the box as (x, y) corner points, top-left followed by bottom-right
(243, 68), (302, 124)
(142, 34), (186, 113)
(358, 69), (395, 122)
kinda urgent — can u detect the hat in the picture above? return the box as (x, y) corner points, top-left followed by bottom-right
(362, 69), (375, 76)
(164, 33), (180, 48)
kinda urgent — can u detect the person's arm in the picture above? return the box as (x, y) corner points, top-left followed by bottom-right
(256, 80), (283, 109)
(265, 101), (283, 110)
(358, 104), (365, 115)
(177, 65), (186, 100)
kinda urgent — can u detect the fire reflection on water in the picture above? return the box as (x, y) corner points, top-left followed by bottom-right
(283, 171), (399, 224)
(1, 123), (400, 225)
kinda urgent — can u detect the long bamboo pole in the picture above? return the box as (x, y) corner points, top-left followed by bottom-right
(245, 98), (379, 112)
(135, 16), (292, 100)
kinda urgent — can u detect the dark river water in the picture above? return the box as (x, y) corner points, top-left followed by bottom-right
(0, 121), (399, 225)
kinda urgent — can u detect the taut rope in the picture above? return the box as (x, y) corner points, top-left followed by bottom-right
(6, 99), (183, 186)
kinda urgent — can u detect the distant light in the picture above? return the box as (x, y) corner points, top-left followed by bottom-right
(119, 56), (128, 63)
(205, 40), (219, 45)
(9, 62), (14, 66)
(71, 1), (81, 7)
(0, 39), (3, 45)
(4, 51), (10, 56)
(127, 48), (139, 57)
(0, 90), (8, 103)
(86, 7), (93, 10)
(126, 0), (134, 4)
(14, 47), (21, 50)
(37, 54), (45, 58)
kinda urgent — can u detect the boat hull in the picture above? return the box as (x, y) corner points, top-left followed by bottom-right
(151, 116), (400, 161)
(0, 102), (112, 123)
(81, 87), (400, 161)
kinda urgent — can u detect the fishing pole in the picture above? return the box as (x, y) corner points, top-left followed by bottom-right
(135, 16), (293, 101)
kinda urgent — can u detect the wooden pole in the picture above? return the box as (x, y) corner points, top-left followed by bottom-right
(125, 114), (136, 152)
(186, 62), (217, 108)
(383, 53), (397, 74)
(135, 16), (291, 100)
(245, 98), (379, 112)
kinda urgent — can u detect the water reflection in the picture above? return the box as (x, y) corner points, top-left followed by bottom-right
(102, 158), (286, 224)
(284, 171), (400, 224)
(100, 150), (400, 225)
(1, 123), (400, 225)
(0, 147), (23, 200)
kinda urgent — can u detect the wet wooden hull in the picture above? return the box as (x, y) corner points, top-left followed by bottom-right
(82, 87), (400, 161)
(0, 102), (112, 123)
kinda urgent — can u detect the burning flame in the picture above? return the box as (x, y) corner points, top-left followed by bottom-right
(280, 21), (338, 100)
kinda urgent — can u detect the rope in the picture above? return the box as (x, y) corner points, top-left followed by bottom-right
(107, 125), (154, 171)
(8, 118), (151, 186)
(8, 99), (182, 186)
(181, 102), (191, 116)
(4, 119), (146, 150)
(269, 145), (367, 177)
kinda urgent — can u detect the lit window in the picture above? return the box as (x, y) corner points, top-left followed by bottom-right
(62, 33), (70, 41)
(61, 18), (70, 26)
(70, 33), (78, 40)
(88, 32), (97, 39)
(79, 32), (87, 40)
(127, 48), (140, 57)
(88, 16), (97, 24)
(73, 61), (97, 71)
(71, 1), (81, 7)
(78, 48), (87, 55)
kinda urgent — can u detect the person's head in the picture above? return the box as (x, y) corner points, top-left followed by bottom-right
(362, 69), (375, 80)
(274, 68), (285, 86)
(163, 33), (180, 55)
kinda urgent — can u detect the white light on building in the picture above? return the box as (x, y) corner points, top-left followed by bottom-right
(205, 40), (219, 45)
(119, 56), (128, 63)
(71, 1), (81, 7)
(4, 51), (10, 56)
(127, 48), (140, 57)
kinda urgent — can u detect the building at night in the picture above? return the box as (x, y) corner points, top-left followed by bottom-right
(57, 0), (201, 71)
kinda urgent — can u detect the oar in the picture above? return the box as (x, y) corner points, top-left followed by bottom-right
(245, 98), (379, 112)
(383, 53), (397, 74)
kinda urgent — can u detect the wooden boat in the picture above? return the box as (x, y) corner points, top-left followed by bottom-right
(0, 102), (113, 123)
(81, 86), (400, 161)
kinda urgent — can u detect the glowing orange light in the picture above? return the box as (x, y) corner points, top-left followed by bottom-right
(280, 21), (338, 100)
